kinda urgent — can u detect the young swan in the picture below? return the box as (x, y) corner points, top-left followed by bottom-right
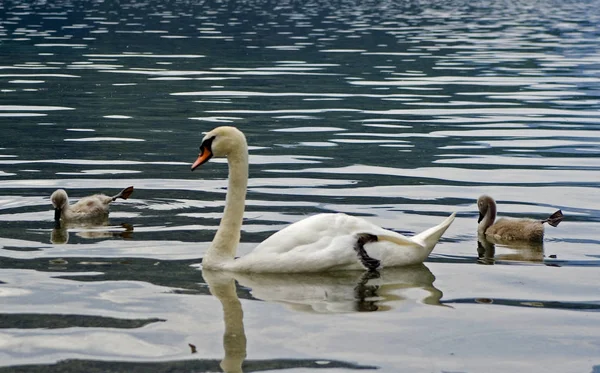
(191, 126), (456, 273)
(477, 195), (563, 242)
(51, 186), (134, 223)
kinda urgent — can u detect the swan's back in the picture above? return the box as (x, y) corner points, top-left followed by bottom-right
(485, 218), (544, 242)
(252, 213), (398, 255)
(223, 213), (432, 272)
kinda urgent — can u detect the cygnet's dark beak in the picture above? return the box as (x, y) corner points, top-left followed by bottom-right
(477, 211), (484, 223)
(54, 208), (61, 222)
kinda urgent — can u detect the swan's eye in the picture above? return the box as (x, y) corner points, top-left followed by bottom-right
(200, 136), (216, 152)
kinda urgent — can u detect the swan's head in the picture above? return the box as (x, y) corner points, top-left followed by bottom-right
(477, 195), (496, 223)
(51, 189), (69, 221)
(191, 126), (247, 171)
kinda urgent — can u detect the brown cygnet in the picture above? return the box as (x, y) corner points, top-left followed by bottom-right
(51, 186), (134, 223)
(477, 195), (563, 242)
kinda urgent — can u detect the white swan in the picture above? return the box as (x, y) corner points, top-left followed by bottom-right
(477, 195), (563, 242)
(51, 186), (134, 223)
(191, 126), (456, 273)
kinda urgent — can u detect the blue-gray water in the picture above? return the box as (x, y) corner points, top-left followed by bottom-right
(1, 0), (600, 372)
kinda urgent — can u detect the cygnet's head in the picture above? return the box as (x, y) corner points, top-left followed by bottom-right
(51, 189), (69, 209)
(191, 126), (247, 171)
(51, 189), (69, 221)
(477, 195), (496, 223)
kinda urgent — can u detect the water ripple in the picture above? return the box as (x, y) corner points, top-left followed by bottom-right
(2, 0), (600, 370)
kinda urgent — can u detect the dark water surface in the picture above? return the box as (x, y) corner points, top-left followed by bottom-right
(1, 1), (599, 372)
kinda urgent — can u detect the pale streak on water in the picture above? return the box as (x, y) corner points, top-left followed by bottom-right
(0, 1), (599, 372)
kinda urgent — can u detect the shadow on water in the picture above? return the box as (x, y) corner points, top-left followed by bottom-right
(0, 358), (377, 373)
(0, 314), (164, 329)
(0, 256), (219, 297)
(441, 297), (600, 312)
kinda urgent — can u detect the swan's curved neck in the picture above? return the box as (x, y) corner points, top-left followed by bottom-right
(203, 150), (248, 268)
(478, 201), (496, 234)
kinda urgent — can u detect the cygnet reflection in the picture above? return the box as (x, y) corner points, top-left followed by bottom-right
(51, 220), (134, 244)
(477, 233), (544, 265)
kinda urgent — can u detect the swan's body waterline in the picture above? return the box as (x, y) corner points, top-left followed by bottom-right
(193, 126), (456, 273)
(477, 195), (563, 242)
(51, 186), (134, 223)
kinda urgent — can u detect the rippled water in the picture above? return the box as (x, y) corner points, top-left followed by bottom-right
(1, 0), (600, 372)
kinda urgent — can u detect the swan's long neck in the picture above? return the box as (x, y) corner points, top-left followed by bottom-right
(203, 150), (248, 269)
(478, 201), (496, 234)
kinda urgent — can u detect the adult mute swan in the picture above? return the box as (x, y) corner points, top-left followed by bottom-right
(51, 186), (134, 223)
(191, 126), (456, 273)
(477, 195), (563, 242)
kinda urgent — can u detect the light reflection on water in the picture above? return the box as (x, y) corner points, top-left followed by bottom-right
(1, 0), (600, 372)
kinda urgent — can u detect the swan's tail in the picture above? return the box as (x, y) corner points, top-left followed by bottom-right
(542, 210), (564, 227)
(111, 186), (134, 201)
(411, 212), (456, 253)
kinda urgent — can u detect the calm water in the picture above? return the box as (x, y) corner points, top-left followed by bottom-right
(1, 0), (600, 372)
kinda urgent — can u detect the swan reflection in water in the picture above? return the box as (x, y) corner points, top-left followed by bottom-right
(51, 220), (134, 244)
(231, 265), (442, 313)
(202, 265), (441, 372)
(477, 233), (544, 265)
(204, 270), (247, 373)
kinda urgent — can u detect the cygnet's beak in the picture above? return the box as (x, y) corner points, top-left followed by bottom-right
(54, 208), (62, 229)
(477, 211), (484, 223)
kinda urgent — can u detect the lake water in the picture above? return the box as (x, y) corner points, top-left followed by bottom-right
(1, 0), (599, 372)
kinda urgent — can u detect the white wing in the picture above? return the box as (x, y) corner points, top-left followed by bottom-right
(253, 213), (420, 254)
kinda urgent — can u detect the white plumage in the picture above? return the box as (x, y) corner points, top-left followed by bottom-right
(192, 126), (455, 273)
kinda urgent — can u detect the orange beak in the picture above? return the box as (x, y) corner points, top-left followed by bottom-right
(191, 145), (213, 171)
